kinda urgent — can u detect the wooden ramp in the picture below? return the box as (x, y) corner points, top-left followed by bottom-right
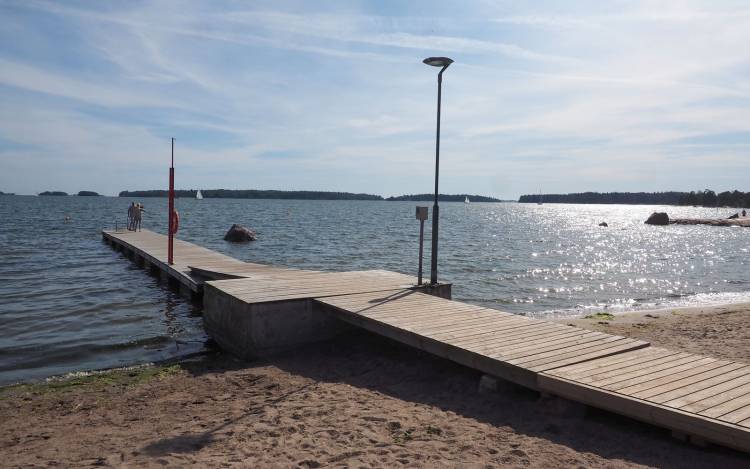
(540, 347), (750, 451)
(315, 290), (648, 390)
(316, 290), (750, 452)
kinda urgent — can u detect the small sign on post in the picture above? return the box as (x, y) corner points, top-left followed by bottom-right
(416, 206), (428, 285)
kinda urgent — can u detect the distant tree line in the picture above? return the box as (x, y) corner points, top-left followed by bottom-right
(518, 190), (750, 207)
(39, 191), (68, 196)
(386, 194), (502, 202)
(119, 189), (383, 200)
(77, 191), (100, 196)
(677, 190), (750, 208)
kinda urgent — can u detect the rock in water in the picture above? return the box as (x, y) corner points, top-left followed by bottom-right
(224, 224), (256, 242)
(599, 222), (608, 227)
(645, 212), (669, 225)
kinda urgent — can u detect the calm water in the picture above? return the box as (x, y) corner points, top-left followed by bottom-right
(1, 195), (749, 385)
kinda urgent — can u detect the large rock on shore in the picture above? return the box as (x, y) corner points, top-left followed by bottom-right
(223, 224), (256, 242)
(645, 212), (669, 225)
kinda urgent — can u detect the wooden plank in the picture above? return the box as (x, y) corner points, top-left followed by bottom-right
(462, 324), (592, 355)
(507, 336), (628, 366)
(718, 405), (750, 425)
(587, 354), (706, 388)
(569, 352), (693, 385)
(492, 332), (613, 360)
(701, 392), (750, 419)
(538, 374), (750, 452)
(679, 382), (750, 415)
(652, 366), (750, 405)
(621, 362), (743, 397)
(444, 322), (567, 346)
(527, 340), (650, 372)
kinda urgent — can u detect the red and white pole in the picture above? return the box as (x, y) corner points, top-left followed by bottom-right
(168, 138), (175, 265)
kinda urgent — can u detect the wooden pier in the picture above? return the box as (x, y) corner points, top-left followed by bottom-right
(103, 228), (750, 453)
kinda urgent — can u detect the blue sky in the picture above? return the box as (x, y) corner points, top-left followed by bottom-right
(0, 0), (748, 198)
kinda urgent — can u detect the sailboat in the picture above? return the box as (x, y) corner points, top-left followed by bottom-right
(196, 190), (203, 200)
(464, 196), (470, 204)
(537, 190), (543, 205)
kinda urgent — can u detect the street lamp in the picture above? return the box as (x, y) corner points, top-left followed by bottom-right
(423, 56), (453, 285)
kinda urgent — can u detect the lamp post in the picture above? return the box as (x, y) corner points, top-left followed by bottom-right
(423, 56), (453, 285)
(168, 138), (175, 265)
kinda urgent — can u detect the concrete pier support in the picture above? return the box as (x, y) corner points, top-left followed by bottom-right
(203, 284), (352, 359)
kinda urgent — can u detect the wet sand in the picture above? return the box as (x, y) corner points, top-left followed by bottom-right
(2, 304), (750, 467)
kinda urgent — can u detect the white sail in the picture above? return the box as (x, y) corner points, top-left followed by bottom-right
(464, 196), (470, 204)
(196, 190), (203, 200)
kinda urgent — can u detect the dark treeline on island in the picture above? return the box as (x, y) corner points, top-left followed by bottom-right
(386, 194), (503, 202)
(119, 189), (383, 200)
(77, 191), (100, 196)
(39, 191), (68, 196)
(677, 190), (750, 208)
(519, 190), (750, 207)
(119, 189), (504, 202)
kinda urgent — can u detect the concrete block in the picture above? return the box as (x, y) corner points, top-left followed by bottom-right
(203, 283), (352, 360)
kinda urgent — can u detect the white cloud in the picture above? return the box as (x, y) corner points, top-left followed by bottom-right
(0, 0), (749, 197)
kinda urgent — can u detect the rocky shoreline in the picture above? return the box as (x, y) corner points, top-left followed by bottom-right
(670, 217), (750, 227)
(645, 211), (750, 226)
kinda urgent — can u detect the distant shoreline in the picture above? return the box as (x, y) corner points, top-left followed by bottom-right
(118, 189), (505, 202)
(519, 190), (749, 207)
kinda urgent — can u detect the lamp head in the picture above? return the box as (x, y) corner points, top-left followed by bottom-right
(423, 57), (453, 68)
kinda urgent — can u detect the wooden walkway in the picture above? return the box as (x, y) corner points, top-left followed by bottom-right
(541, 347), (750, 450)
(316, 290), (750, 451)
(103, 228), (750, 453)
(315, 290), (648, 389)
(209, 270), (417, 303)
(102, 229), (298, 293)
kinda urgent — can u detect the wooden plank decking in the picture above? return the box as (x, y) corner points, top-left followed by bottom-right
(540, 347), (750, 450)
(207, 270), (418, 303)
(315, 290), (750, 452)
(315, 290), (649, 389)
(103, 228), (750, 452)
(102, 229), (295, 292)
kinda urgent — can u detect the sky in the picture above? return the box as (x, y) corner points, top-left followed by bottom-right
(0, 0), (748, 198)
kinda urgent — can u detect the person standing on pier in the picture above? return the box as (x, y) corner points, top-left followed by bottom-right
(127, 202), (135, 231)
(134, 203), (144, 231)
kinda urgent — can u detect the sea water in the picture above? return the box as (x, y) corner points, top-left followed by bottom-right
(1, 195), (748, 384)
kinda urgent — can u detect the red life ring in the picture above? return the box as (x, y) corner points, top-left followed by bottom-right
(171, 210), (180, 234)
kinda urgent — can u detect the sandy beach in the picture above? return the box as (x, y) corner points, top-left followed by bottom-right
(2, 303), (750, 468)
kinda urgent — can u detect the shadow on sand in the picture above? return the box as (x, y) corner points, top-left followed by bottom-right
(142, 329), (748, 467)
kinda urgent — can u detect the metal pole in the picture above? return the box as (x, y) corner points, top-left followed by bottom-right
(418, 218), (425, 285)
(430, 66), (447, 285)
(168, 138), (174, 265)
